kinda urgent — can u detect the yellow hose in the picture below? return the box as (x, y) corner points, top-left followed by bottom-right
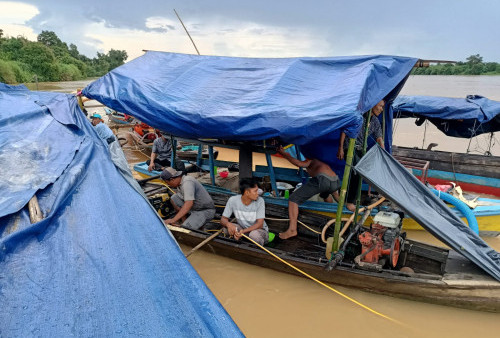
(241, 233), (403, 325)
(321, 197), (386, 244)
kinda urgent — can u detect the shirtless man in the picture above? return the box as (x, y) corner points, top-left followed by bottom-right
(277, 146), (340, 239)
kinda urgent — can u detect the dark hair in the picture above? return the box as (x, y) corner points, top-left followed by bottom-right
(239, 178), (258, 194)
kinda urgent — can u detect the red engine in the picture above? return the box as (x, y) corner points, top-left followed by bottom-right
(357, 216), (402, 269)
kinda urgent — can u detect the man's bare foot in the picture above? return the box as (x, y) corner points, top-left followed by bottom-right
(279, 229), (297, 239)
(346, 203), (356, 212)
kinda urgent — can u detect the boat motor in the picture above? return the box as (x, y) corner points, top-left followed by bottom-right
(355, 211), (403, 271)
(148, 193), (174, 219)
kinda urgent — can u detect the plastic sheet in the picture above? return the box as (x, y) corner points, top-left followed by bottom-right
(83, 51), (417, 171)
(355, 146), (500, 281)
(0, 85), (242, 336)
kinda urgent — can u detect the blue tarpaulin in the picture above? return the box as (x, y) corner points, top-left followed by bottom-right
(83, 51), (417, 172)
(355, 146), (500, 281)
(392, 95), (500, 138)
(0, 84), (242, 336)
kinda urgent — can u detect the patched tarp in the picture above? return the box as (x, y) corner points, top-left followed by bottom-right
(392, 95), (500, 137)
(0, 84), (242, 336)
(83, 51), (417, 171)
(354, 146), (500, 281)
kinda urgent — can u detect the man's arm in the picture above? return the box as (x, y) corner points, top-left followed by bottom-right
(376, 137), (384, 148)
(337, 132), (346, 160)
(165, 200), (193, 225)
(148, 152), (157, 172)
(220, 216), (238, 236)
(277, 146), (311, 168)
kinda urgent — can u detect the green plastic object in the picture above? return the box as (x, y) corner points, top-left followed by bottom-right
(268, 232), (276, 242)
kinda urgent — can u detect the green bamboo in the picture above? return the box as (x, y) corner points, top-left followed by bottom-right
(354, 110), (372, 220)
(332, 137), (356, 252)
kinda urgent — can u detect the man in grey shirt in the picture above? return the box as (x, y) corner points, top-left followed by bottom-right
(337, 99), (385, 211)
(221, 178), (269, 246)
(161, 167), (215, 230)
(147, 134), (173, 172)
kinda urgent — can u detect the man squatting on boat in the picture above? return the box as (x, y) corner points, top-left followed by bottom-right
(337, 99), (385, 212)
(277, 147), (341, 240)
(147, 134), (173, 172)
(161, 167), (216, 230)
(220, 178), (269, 246)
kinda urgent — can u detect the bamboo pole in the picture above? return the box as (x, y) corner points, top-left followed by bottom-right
(174, 9), (200, 55)
(332, 137), (356, 252)
(354, 110), (372, 221)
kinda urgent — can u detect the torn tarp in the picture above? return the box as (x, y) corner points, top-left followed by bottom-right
(354, 146), (500, 281)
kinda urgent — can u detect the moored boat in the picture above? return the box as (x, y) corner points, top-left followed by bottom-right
(82, 51), (500, 311)
(141, 181), (500, 312)
(391, 95), (500, 197)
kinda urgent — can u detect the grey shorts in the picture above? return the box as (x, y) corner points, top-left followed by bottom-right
(289, 174), (340, 204)
(171, 194), (216, 230)
(223, 225), (269, 246)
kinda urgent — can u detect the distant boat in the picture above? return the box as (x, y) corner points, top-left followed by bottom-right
(391, 95), (500, 197)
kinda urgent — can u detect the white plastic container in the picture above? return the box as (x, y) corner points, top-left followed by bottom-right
(373, 211), (401, 228)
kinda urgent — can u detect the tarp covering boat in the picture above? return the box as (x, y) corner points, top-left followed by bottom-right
(83, 51), (418, 170)
(391, 95), (500, 137)
(0, 84), (242, 336)
(354, 146), (500, 281)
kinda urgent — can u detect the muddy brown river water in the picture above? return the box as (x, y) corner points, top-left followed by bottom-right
(37, 76), (500, 337)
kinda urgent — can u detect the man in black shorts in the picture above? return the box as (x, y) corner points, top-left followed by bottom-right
(277, 146), (340, 239)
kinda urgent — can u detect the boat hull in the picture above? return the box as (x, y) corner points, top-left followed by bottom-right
(393, 146), (500, 197)
(171, 226), (500, 312)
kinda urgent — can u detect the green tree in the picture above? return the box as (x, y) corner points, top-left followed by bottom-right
(466, 54), (483, 65)
(37, 30), (64, 48)
(19, 43), (57, 81)
(106, 49), (128, 70)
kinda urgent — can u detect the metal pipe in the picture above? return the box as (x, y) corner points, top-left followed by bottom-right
(332, 137), (356, 252)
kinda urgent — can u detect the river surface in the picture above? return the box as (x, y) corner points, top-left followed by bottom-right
(36, 76), (500, 337)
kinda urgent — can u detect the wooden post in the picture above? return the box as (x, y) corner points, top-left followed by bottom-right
(239, 146), (253, 179)
(208, 146), (216, 185)
(170, 137), (177, 167)
(265, 152), (279, 197)
(196, 143), (203, 167)
(332, 138), (355, 252)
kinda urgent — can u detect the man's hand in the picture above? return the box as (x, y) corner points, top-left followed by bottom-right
(277, 145), (287, 156)
(164, 218), (180, 226)
(227, 223), (239, 237)
(337, 147), (344, 160)
(148, 163), (154, 172)
(234, 229), (243, 240)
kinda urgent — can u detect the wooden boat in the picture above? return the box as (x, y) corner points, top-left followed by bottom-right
(391, 95), (500, 197)
(134, 160), (500, 233)
(141, 182), (500, 312)
(393, 145), (500, 197)
(104, 107), (137, 125)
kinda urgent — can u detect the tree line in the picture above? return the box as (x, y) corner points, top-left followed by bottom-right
(0, 29), (127, 83)
(412, 54), (500, 75)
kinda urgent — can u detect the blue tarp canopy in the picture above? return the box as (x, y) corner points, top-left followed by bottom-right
(355, 146), (500, 281)
(0, 83), (242, 336)
(391, 95), (500, 138)
(83, 51), (417, 172)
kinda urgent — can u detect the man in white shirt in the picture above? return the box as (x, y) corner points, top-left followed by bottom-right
(221, 178), (269, 246)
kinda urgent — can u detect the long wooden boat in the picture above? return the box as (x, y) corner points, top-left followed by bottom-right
(134, 161), (500, 232)
(393, 146), (500, 198)
(142, 182), (500, 312)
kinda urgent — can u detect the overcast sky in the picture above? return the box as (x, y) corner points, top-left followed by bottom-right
(1, 0), (499, 62)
